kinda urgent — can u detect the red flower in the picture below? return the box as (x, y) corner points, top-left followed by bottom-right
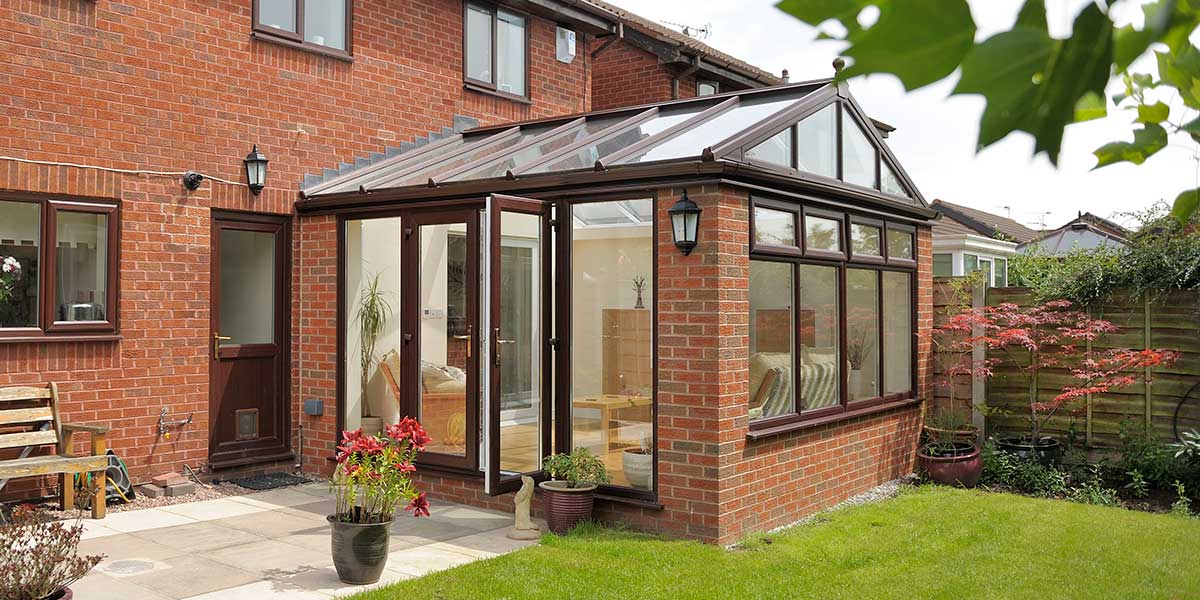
(394, 461), (416, 473)
(405, 492), (430, 518)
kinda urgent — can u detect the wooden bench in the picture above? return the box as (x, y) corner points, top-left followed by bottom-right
(0, 383), (109, 518)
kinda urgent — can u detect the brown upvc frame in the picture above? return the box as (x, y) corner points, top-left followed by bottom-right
(485, 194), (554, 495)
(884, 222), (917, 267)
(747, 194), (917, 436)
(555, 192), (659, 502)
(252, 0), (353, 59)
(847, 215), (885, 265)
(801, 206), (846, 260)
(463, 1), (532, 103)
(0, 192), (120, 340)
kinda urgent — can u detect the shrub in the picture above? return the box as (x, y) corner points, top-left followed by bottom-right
(1117, 421), (1200, 492)
(1171, 481), (1193, 517)
(1067, 467), (1122, 507)
(0, 505), (102, 600)
(981, 442), (1068, 497)
(1009, 205), (1200, 305)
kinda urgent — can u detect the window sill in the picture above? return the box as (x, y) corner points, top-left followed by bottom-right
(251, 31), (354, 63)
(0, 333), (122, 344)
(746, 396), (921, 440)
(464, 82), (533, 105)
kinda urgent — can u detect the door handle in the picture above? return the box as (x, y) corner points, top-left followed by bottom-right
(452, 325), (473, 358)
(213, 333), (232, 361)
(493, 328), (517, 367)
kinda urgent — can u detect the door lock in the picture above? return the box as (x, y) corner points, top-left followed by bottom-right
(494, 327), (516, 367)
(212, 332), (232, 361)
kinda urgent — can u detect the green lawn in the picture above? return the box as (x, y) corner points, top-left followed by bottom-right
(353, 487), (1200, 600)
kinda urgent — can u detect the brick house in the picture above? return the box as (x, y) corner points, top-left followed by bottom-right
(0, 0), (933, 545)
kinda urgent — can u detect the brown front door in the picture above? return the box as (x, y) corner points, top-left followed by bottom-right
(209, 212), (291, 468)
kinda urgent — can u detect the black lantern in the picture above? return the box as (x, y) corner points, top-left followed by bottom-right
(244, 145), (268, 195)
(668, 190), (702, 256)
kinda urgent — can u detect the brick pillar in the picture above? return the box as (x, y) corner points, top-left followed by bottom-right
(654, 184), (750, 542)
(294, 214), (339, 476)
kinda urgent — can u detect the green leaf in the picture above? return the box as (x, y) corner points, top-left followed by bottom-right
(1157, 46), (1200, 109)
(957, 4), (1113, 161)
(1075, 92), (1107, 122)
(1136, 101), (1170, 123)
(775, 0), (868, 35)
(954, 27), (1056, 148)
(1015, 0), (1048, 31)
(837, 0), (977, 90)
(1114, 0), (1177, 72)
(1171, 189), (1200, 225)
(1182, 116), (1200, 143)
(1025, 4), (1115, 162)
(1092, 124), (1168, 168)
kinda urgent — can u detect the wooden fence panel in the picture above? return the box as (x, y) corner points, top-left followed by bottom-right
(976, 285), (1200, 448)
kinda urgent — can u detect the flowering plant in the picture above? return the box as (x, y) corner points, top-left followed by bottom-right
(331, 418), (431, 524)
(0, 256), (21, 304)
(0, 504), (102, 600)
(929, 299), (1179, 444)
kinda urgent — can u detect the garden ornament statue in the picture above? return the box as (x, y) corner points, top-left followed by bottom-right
(507, 475), (541, 540)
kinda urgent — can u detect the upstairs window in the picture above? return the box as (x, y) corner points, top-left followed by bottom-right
(0, 194), (120, 338)
(254, 0), (350, 53)
(465, 2), (528, 98)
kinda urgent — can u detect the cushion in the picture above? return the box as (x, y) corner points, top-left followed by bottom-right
(421, 360), (466, 393)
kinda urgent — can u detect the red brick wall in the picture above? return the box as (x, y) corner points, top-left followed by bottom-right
(592, 41), (696, 110)
(0, 0), (592, 495)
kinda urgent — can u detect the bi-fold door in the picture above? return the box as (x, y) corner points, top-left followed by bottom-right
(482, 194), (554, 494)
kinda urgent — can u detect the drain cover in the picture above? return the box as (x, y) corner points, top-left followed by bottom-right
(105, 559), (156, 576)
(228, 473), (311, 490)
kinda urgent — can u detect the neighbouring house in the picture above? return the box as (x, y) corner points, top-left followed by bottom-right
(931, 199), (1041, 287)
(587, 0), (783, 109)
(0, 0), (933, 545)
(1020, 211), (1129, 255)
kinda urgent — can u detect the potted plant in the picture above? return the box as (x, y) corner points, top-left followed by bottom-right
(621, 433), (652, 490)
(632, 275), (647, 309)
(539, 447), (610, 534)
(918, 407), (983, 487)
(355, 273), (391, 436)
(329, 419), (430, 585)
(0, 504), (102, 600)
(0, 256), (21, 304)
(846, 325), (873, 399)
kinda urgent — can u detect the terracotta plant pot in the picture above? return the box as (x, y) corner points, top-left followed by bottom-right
(539, 480), (597, 535)
(621, 449), (652, 490)
(996, 436), (1063, 466)
(918, 442), (983, 488)
(328, 515), (393, 585)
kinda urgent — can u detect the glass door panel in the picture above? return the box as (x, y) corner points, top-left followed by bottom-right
(485, 195), (552, 494)
(416, 222), (472, 459)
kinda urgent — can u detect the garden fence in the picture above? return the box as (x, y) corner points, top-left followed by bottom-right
(932, 278), (1200, 449)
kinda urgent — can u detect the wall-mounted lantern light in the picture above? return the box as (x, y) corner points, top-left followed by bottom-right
(668, 190), (701, 256)
(244, 145), (269, 195)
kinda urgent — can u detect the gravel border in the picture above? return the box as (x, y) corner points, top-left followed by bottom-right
(36, 476), (326, 521)
(729, 474), (917, 548)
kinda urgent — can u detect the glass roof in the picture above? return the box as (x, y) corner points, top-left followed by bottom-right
(302, 82), (921, 205)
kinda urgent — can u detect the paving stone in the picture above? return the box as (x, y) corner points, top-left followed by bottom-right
(164, 482), (196, 497)
(200, 538), (330, 576)
(140, 484), (166, 498)
(121, 554), (259, 599)
(130, 520), (266, 553)
(151, 473), (187, 487)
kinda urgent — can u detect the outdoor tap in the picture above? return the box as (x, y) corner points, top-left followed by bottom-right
(158, 407), (193, 439)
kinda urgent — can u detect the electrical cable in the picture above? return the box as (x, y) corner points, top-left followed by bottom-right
(0, 155), (242, 186)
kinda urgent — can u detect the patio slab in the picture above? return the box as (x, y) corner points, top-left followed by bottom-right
(71, 484), (539, 599)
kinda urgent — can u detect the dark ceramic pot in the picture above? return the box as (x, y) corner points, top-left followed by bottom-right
(996, 436), (1063, 465)
(539, 480), (597, 535)
(328, 515), (393, 585)
(41, 588), (71, 600)
(918, 442), (983, 488)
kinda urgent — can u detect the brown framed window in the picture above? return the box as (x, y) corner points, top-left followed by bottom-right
(748, 196), (916, 433)
(464, 2), (529, 100)
(0, 194), (120, 338)
(253, 0), (351, 56)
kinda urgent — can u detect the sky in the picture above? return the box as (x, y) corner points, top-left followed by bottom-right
(606, 0), (1198, 230)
